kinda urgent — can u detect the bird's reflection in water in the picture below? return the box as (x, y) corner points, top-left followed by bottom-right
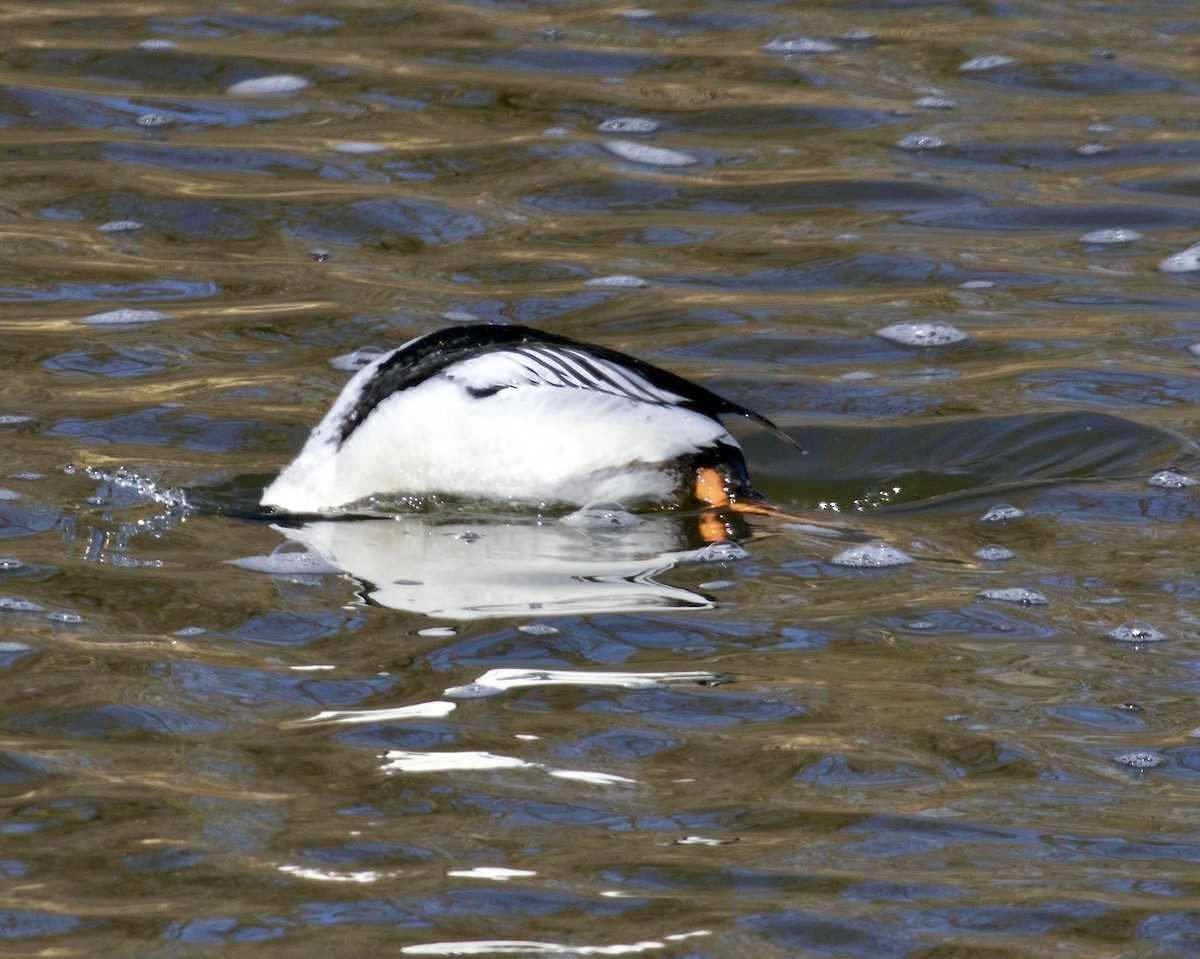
(256, 504), (752, 620)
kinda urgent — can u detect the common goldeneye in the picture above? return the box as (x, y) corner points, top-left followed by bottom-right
(261, 323), (800, 514)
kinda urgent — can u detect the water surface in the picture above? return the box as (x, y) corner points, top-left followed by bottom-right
(2, 1), (1200, 956)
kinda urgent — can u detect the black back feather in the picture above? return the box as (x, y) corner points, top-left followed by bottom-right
(335, 323), (802, 452)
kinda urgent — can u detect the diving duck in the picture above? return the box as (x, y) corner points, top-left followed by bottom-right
(261, 323), (800, 514)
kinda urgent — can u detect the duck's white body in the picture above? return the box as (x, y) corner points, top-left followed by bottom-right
(262, 325), (789, 514)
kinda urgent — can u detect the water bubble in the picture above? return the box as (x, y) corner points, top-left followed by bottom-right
(330, 347), (385, 372)
(1117, 701), (1143, 711)
(830, 543), (914, 568)
(1160, 242), (1200, 273)
(136, 113), (174, 128)
(699, 579), (736, 590)
(519, 623), (560, 636)
(959, 280), (994, 290)
(763, 35), (839, 56)
(1075, 143), (1112, 156)
(584, 274), (649, 288)
(895, 134), (945, 151)
(980, 504), (1025, 523)
(80, 308), (172, 327)
(839, 30), (875, 43)
(603, 140), (699, 167)
(1114, 751), (1164, 769)
(47, 610), (82, 625)
(1149, 470), (1198, 488)
(332, 141), (386, 154)
(418, 626), (457, 638)
(978, 587), (1048, 606)
(98, 220), (144, 234)
(137, 39), (179, 52)
(227, 75), (311, 96)
(542, 126), (569, 137)
(0, 557), (22, 570)
(310, 248), (330, 262)
(1079, 228), (1142, 245)
(228, 548), (340, 576)
(975, 544), (1015, 562)
(0, 597), (44, 613)
(561, 502), (643, 529)
(1107, 621), (1166, 643)
(958, 54), (1016, 72)
(598, 117), (659, 134)
(679, 541), (749, 563)
(914, 95), (957, 109)
(453, 531), (482, 542)
(876, 322), (967, 346)
(1087, 123), (1116, 135)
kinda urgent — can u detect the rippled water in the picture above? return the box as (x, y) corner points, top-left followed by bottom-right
(2, 1), (1200, 956)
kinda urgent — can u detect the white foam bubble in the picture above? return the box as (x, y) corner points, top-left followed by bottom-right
(331, 141), (386, 154)
(958, 54), (1016, 71)
(1106, 621), (1166, 643)
(584, 275), (649, 288)
(1149, 470), (1198, 488)
(227, 74), (311, 96)
(914, 95), (957, 109)
(330, 346), (386, 372)
(978, 587), (1048, 606)
(763, 35), (839, 55)
(137, 39), (179, 52)
(1080, 228), (1142, 244)
(80, 308), (172, 326)
(560, 503), (643, 529)
(980, 504), (1026, 522)
(603, 140), (699, 167)
(598, 117), (659, 134)
(677, 541), (750, 563)
(228, 547), (340, 576)
(876, 322), (967, 346)
(830, 543), (914, 567)
(98, 220), (144, 234)
(895, 134), (945, 151)
(1159, 242), (1200, 273)
(1113, 751), (1164, 769)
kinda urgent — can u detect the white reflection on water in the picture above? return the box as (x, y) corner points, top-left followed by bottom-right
(380, 749), (637, 785)
(249, 512), (725, 619)
(400, 930), (712, 955)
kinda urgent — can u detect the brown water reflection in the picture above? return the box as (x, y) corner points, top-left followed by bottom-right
(1, 1), (1199, 956)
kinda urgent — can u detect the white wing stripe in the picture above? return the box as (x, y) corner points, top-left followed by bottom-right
(449, 345), (687, 407)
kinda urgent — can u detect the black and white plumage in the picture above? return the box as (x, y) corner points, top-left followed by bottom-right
(261, 324), (799, 514)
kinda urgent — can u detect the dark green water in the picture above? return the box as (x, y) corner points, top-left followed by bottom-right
(1, 1), (1199, 956)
